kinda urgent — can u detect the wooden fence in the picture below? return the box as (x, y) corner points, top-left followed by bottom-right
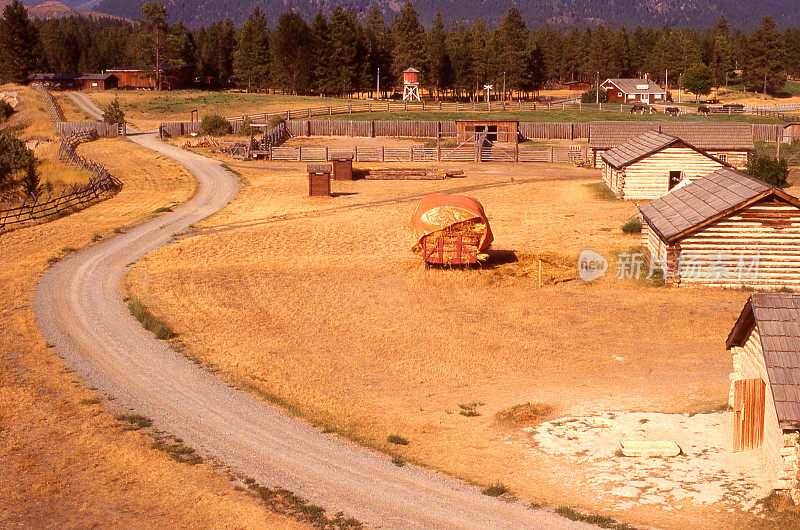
(226, 97), (583, 122)
(160, 121), (201, 137)
(0, 86), (123, 233)
(262, 143), (587, 164)
(56, 121), (122, 137)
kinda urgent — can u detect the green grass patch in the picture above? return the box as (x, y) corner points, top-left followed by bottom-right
(246, 481), (363, 528)
(621, 218), (642, 234)
(554, 506), (638, 529)
(79, 396), (102, 405)
(316, 109), (781, 124)
(128, 298), (176, 340)
(114, 413), (153, 430)
(585, 182), (617, 201)
(153, 206), (173, 213)
(481, 482), (509, 497)
(151, 438), (202, 465)
(386, 434), (409, 445)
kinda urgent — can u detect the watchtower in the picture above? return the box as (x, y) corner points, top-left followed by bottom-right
(403, 67), (420, 102)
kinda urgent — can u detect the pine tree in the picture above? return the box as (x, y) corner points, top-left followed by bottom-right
(426, 12), (451, 98)
(137, 1), (170, 90)
(391, 2), (427, 83)
(496, 8), (528, 96)
(271, 12), (312, 94)
(328, 8), (361, 96)
(744, 16), (786, 95)
(233, 8), (269, 91)
(0, 0), (39, 83)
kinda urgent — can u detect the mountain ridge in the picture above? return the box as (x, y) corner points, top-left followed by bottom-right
(88, 0), (800, 29)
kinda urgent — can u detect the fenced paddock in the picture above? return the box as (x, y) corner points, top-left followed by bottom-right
(0, 86), (123, 233)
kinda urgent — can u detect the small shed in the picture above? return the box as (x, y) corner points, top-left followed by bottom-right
(307, 164), (331, 196)
(639, 168), (800, 287)
(588, 122), (754, 169)
(331, 154), (353, 181)
(456, 120), (518, 143)
(600, 78), (666, 104)
(600, 131), (732, 199)
(726, 293), (800, 499)
(76, 73), (118, 90)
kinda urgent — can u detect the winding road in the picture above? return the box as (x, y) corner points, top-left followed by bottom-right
(32, 92), (592, 529)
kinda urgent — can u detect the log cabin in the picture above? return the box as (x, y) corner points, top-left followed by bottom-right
(639, 168), (800, 288)
(589, 122), (754, 169)
(600, 131), (733, 199)
(726, 293), (800, 500)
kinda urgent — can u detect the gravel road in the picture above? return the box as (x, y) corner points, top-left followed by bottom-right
(32, 92), (593, 529)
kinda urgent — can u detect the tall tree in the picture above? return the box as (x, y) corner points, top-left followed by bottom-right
(496, 8), (528, 95)
(233, 8), (269, 91)
(744, 16), (786, 95)
(327, 7), (361, 96)
(0, 0), (39, 83)
(137, 1), (170, 90)
(426, 12), (451, 97)
(391, 2), (427, 84)
(271, 12), (312, 94)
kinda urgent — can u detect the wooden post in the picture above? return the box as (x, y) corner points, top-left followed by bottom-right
(381, 145), (385, 162)
(325, 146), (329, 161)
(287, 110), (290, 120)
(538, 259), (542, 288)
(349, 103), (352, 114)
(549, 146), (554, 162)
(548, 101), (551, 111)
(404, 101), (408, 112)
(299, 146), (302, 161)
(437, 133), (441, 161)
(354, 145), (358, 161)
(329, 105), (332, 115)
(439, 100), (442, 110)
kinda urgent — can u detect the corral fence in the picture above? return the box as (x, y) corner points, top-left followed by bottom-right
(0, 86), (123, 233)
(263, 141), (588, 165)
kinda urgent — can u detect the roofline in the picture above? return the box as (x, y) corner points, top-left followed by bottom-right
(644, 187), (800, 245)
(600, 78), (666, 94)
(602, 136), (736, 170)
(726, 297), (754, 349)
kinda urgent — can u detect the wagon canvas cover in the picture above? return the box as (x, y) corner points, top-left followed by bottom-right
(409, 194), (493, 251)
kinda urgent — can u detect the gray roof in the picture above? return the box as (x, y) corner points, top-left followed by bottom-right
(589, 121), (755, 150)
(78, 73), (116, 80)
(727, 293), (800, 429)
(602, 78), (666, 95)
(639, 168), (795, 243)
(600, 131), (681, 168)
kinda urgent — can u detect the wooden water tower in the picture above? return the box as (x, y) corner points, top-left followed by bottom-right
(403, 67), (420, 101)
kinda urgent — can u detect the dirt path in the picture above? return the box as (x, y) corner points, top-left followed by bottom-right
(33, 92), (595, 529)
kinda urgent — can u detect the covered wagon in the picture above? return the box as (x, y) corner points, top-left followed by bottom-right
(409, 194), (493, 266)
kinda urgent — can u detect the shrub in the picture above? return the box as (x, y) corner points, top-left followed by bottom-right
(0, 99), (14, 122)
(386, 434), (408, 445)
(0, 131), (36, 192)
(481, 482), (509, 497)
(747, 155), (789, 188)
(581, 87), (606, 103)
(128, 298), (176, 340)
(102, 96), (125, 124)
(621, 218), (642, 234)
(268, 114), (285, 128)
(200, 114), (231, 136)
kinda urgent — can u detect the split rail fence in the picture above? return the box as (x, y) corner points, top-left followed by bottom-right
(0, 86), (123, 233)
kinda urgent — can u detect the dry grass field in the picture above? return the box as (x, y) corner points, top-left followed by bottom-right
(125, 152), (797, 528)
(0, 86), (304, 528)
(85, 90), (355, 131)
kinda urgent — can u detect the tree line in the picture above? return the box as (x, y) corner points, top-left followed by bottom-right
(1, 0), (799, 99)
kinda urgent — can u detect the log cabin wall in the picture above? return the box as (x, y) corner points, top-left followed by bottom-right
(615, 146), (728, 200)
(730, 328), (784, 482)
(642, 222), (678, 284)
(676, 199), (800, 288)
(593, 148), (749, 169)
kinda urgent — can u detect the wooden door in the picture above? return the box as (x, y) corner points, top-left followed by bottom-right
(733, 378), (766, 451)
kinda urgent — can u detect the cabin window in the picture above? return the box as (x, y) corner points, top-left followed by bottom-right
(718, 153), (728, 162)
(669, 171), (682, 189)
(627, 94), (635, 100)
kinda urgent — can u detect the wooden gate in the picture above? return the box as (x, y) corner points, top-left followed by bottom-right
(733, 378), (766, 451)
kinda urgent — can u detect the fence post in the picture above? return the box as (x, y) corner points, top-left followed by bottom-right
(549, 146), (554, 162)
(325, 146), (329, 161)
(354, 145), (358, 161)
(299, 146), (302, 161)
(548, 101), (551, 111)
(349, 103), (352, 114)
(381, 146), (385, 162)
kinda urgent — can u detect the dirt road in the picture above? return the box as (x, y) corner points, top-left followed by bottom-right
(33, 92), (593, 528)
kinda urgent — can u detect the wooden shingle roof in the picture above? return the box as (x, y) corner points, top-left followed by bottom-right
(727, 293), (800, 430)
(638, 168), (797, 243)
(600, 131), (681, 168)
(589, 121), (755, 151)
(603, 78), (665, 95)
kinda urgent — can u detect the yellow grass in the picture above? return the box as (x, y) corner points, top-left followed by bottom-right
(0, 87), (305, 527)
(125, 156), (786, 529)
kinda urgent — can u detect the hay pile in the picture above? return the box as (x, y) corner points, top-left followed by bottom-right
(415, 220), (488, 264)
